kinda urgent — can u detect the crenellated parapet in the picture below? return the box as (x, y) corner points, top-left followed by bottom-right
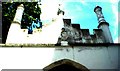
(58, 19), (106, 44)
(57, 6), (113, 45)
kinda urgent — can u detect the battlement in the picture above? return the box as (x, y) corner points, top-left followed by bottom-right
(19, 18), (107, 45)
(58, 19), (106, 44)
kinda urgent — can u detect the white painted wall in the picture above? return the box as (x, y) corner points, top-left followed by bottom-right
(6, 3), (64, 44)
(52, 46), (118, 69)
(0, 46), (118, 70)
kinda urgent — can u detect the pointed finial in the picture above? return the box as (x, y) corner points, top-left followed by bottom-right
(57, 4), (65, 15)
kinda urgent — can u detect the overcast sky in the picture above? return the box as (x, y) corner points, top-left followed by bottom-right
(41, 0), (119, 43)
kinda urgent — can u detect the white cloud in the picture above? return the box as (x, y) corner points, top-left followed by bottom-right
(40, 0), (67, 21)
(80, 0), (87, 5)
(114, 36), (120, 43)
(87, 0), (118, 2)
(110, 0), (119, 3)
(118, 12), (120, 22)
(51, 0), (113, 2)
(41, 0), (59, 21)
(110, 1), (118, 39)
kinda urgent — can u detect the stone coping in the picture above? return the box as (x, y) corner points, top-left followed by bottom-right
(0, 43), (119, 47)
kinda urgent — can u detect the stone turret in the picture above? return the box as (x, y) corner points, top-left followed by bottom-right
(94, 6), (113, 43)
(6, 4), (24, 44)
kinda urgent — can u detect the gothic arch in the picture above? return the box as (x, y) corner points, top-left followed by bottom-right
(43, 59), (89, 71)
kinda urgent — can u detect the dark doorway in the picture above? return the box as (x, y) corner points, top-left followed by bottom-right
(43, 59), (89, 71)
(46, 64), (82, 71)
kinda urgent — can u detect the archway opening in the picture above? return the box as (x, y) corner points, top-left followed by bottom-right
(43, 59), (89, 71)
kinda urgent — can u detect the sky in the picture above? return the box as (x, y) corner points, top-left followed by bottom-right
(41, 0), (119, 43)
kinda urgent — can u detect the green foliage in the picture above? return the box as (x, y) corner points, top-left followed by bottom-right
(3, 2), (41, 27)
(2, 2), (41, 43)
(3, 0), (40, 2)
